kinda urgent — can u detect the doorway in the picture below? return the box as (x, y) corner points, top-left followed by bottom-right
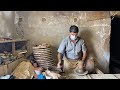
(110, 16), (120, 73)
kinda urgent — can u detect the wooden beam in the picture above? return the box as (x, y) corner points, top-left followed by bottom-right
(0, 39), (28, 43)
(12, 42), (15, 55)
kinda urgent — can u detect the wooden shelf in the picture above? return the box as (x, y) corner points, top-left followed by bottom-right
(0, 39), (30, 76)
(0, 39), (29, 55)
(0, 39), (28, 43)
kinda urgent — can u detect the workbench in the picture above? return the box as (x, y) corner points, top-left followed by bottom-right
(61, 68), (120, 79)
(61, 73), (120, 79)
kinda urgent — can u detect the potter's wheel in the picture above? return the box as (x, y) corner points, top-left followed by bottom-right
(74, 68), (88, 76)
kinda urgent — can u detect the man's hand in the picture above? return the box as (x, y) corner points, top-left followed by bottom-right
(81, 60), (86, 68)
(57, 62), (62, 69)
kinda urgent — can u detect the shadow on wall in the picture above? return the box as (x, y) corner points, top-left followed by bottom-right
(79, 29), (97, 62)
(80, 30), (110, 73)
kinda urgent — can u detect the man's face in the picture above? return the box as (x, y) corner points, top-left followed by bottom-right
(69, 32), (78, 40)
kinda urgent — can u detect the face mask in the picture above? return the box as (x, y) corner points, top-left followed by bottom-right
(70, 35), (76, 40)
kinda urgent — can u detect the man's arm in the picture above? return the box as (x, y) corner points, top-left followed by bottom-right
(81, 51), (87, 62)
(57, 39), (66, 68)
(57, 53), (63, 68)
(57, 53), (63, 64)
(81, 40), (87, 64)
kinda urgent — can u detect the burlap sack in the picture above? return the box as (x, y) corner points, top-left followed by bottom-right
(12, 61), (35, 79)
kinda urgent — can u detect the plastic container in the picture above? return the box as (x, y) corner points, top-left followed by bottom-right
(38, 73), (46, 79)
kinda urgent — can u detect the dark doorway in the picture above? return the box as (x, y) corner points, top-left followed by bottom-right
(110, 16), (120, 73)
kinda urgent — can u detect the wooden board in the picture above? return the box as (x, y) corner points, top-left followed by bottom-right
(63, 74), (120, 79)
(61, 74), (120, 79)
(12, 42), (15, 55)
(0, 39), (28, 43)
(89, 74), (118, 79)
(0, 65), (7, 76)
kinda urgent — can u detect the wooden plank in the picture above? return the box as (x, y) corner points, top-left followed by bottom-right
(12, 42), (15, 55)
(89, 74), (118, 79)
(13, 39), (28, 42)
(113, 74), (120, 79)
(0, 39), (28, 43)
(25, 40), (30, 57)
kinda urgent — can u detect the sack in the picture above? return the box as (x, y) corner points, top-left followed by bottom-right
(12, 61), (35, 79)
